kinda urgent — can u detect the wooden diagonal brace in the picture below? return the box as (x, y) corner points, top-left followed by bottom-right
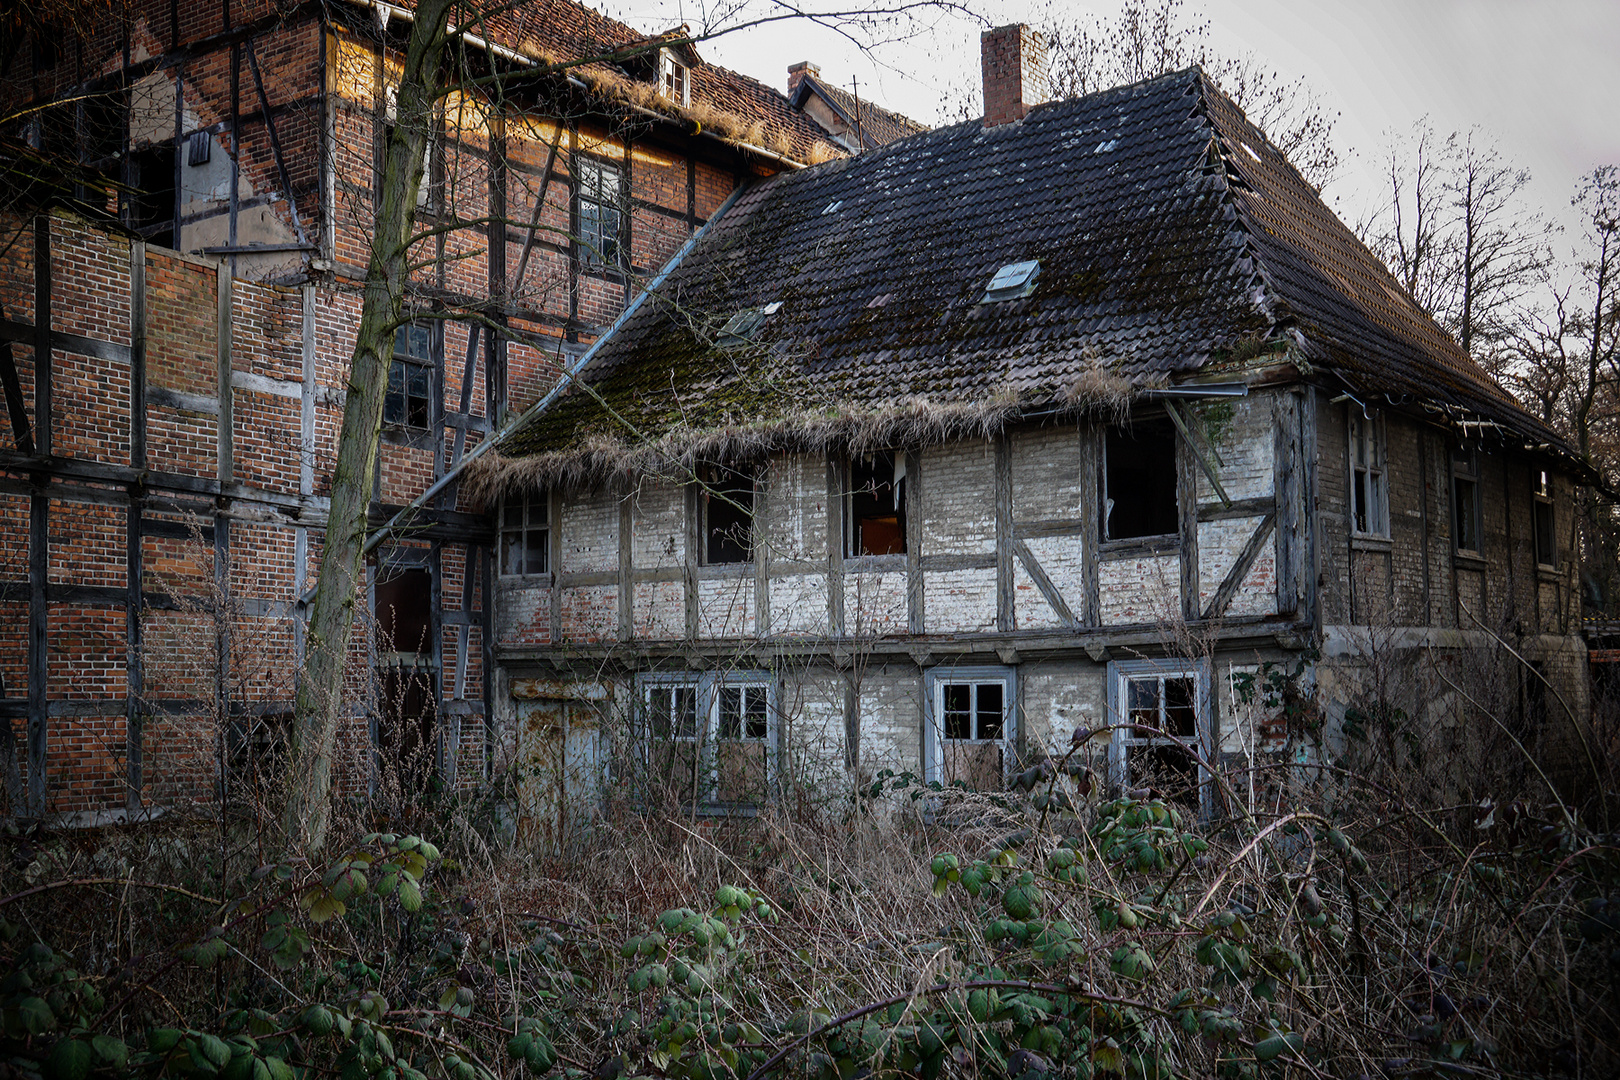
(1164, 399), (1231, 508)
(1200, 511), (1276, 621)
(0, 305), (33, 455)
(244, 38), (310, 247)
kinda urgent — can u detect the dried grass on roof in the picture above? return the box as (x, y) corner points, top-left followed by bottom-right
(464, 389), (1135, 502)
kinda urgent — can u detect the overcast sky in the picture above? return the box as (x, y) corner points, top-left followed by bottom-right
(606, 0), (1620, 243)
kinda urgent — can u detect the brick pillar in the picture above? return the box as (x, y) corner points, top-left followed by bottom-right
(981, 24), (1048, 127)
(788, 61), (820, 96)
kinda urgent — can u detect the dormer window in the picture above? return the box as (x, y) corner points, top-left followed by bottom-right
(983, 259), (1040, 302)
(659, 50), (691, 106)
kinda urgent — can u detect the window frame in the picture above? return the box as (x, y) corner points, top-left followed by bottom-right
(1532, 469), (1557, 569)
(1105, 657), (1212, 817)
(634, 671), (777, 811)
(386, 321), (436, 430)
(1450, 445), (1483, 556)
(500, 491), (551, 577)
(699, 464), (757, 566)
(922, 666), (1017, 789)
(658, 49), (691, 106)
(1348, 411), (1389, 538)
(846, 449), (907, 558)
(1102, 416), (1180, 542)
(575, 155), (626, 269)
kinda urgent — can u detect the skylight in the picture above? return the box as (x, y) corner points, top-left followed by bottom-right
(983, 260), (1040, 302)
(717, 302), (781, 344)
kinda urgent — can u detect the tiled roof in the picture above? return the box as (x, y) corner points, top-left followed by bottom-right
(498, 68), (1581, 479)
(486, 0), (844, 164)
(790, 74), (929, 149)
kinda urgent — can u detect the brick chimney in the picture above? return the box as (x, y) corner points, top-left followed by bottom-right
(981, 24), (1048, 126)
(787, 61), (820, 96)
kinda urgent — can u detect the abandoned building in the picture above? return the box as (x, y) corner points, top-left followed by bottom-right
(464, 26), (1598, 834)
(0, 1), (1596, 832)
(0, 0), (879, 822)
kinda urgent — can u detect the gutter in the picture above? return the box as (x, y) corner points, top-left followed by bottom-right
(349, 0), (811, 170)
(349, 179), (753, 564)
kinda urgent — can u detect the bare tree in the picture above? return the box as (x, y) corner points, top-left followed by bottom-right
(1032, 0), (1341, 188)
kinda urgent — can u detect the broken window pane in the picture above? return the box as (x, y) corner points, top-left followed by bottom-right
(850, 450), (906, 555)
(1104, 418), (1178, 539)
(702, 465), (754, 564)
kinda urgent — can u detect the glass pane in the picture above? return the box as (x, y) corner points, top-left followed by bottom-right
(388, 362), (404, 393)
(1127, 678), (1160, 732)
(383, 391), (404, 425)
(1369, 474), (1384, 533)
(719, 686), (742, 739)
(976, 683), (1003, 740)
(407, 364), (430, 397)
(1352, 471), (1368, 533)
(1454, 478), (1479, 551)
(745, 687), (768, 740)
(1164, 677), (1197, 738)
(502, 533), (523, 576)
(531, 496), (548, 526)
(648, 689), (673, 739)
(394, 325), (409, 356)
(525, 530), (548, 575)
(503, 501), (521, 528)
(410, 324), (431, 358)
(942, 683), (971, 740)
(672, 686), (697, 740)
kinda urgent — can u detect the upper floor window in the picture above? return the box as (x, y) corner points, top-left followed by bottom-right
(637, 673), (775, 808)
(848, 450), (905, 556)
(1451, 446), (1482, 555)
(386, 322), (434, 429)
(700, 465), (755, 565)
(1533, 470), (1557, 568)
(923, 666), (1016, 790)
(576, 157), (625, 267)
(1103, 417), (1178, 540)
(1349, 412), (1388, 537)
(501, 492), (550, 576)
(1106, 658), (1209, 815)
(658, 50), (691, 106)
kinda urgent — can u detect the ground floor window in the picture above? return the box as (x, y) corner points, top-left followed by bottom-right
(1107, 658), (1210, 814)
(637, 672), (775, 808)
(923, 666), (1016, 790)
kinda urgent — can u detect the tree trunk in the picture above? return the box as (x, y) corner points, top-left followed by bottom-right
(283, 0), (454, 853)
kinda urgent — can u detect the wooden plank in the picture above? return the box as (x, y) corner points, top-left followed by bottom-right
(618, 493), (633, 641)
(1177, 423), (1199, 621)
(917, 553), (997, 573)
(1165, 400), (1231, 508)
(549, 489), (563, 643)
(906, 449), (923, 634)
(1077, 425), (1101, 627)
(217, 260), (233, 484)
(1199, 496), (1276, 522)
(34, 216), (50, 458)
(26, 487), (46, 815)
(0, 305), (32, 454)
(1012, 538), (1076, 626)
(127, 240), (146, 813)
(995, 434), (1014, 632)
(1201, 512), (1276, 621)
(1272, 392), (1298, 615)
(430, 541), (447, 782)
(826, 457), (844, 637)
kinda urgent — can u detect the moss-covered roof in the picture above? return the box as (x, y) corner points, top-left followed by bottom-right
(484, 67), (1582, 492)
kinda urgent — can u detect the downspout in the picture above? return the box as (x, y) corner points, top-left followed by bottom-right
(347, 178), (752, 566)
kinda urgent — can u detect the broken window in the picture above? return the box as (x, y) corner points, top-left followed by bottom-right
(1532, 470), (1557, 568)
(1349, 412), (1388, 537)
(576, 157), (625, 267)
(374, 563), (437, 794)
(638, 673), (774, 808)
(1103, 417), (1178, 540)
(1451, 446), (1482, 555)
(925, 667), (1015, 790)
(658, 50), (691, 106)
(128, 146), (176, 248)
(848, 450), (906, 556)
(501, 492), (550, 576)
(700, 464), (754, 565)
(1108, 659), (1208, 813)
(386, 322), (434, 429)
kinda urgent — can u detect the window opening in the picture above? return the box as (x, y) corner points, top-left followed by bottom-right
(386, 322), (434, 429)
(848, 450), (906, 556)
(128, 146), (176, 248)
(639, 675), (774, 808)
(701, 465), (754, 564)
(716, 301), (780, 345)
(1103, 418), (1178, 540)
(1110, 663), (1205, 811)
(1349, 412), (1388, 537)
(501, 492), (550, 575)
(926, 668), (1014, 791)
(576, 157), (625, 267)
(658, 50), (691, 105)
(1451, 446), (1481, 555)
(1533, 470), (1556, 568)
(374, 564), (437, 794)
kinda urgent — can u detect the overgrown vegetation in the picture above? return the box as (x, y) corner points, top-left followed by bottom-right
(4, 638), (1619, 1080)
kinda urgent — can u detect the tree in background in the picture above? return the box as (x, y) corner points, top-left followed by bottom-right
(1362, 122), (1551, 364)
(1032, 0), (1341, 188)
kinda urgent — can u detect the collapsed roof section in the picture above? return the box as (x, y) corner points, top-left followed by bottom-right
(478, 67), (1585, 496)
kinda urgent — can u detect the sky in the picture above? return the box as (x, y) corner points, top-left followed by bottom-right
(603, 0), (1620, 245)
